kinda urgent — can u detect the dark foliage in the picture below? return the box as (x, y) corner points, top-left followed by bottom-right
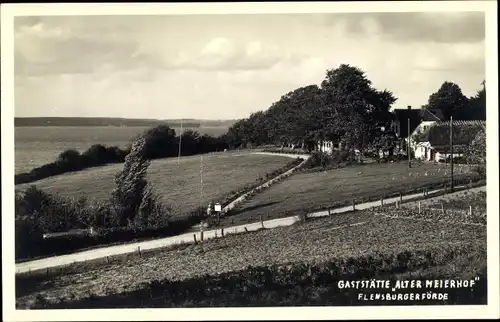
(15, 125), (230, 185)
(15, 158), (303, 261)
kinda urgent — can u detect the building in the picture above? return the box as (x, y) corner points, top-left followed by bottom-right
(411, 120), (486, 162)
(390, 106), (444, 153)
(316, 140), (338, 154)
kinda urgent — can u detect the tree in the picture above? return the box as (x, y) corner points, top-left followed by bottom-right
(369, 130), (398, 157)
(466, 129), (486, 175)
(319, 64), (397, 152)
(141, 124), (177, 159)
(424, 81), (469, 121)
(110, 135), (151, 226)
(464, 82), (486, 120)
(177, 129), (200, 156)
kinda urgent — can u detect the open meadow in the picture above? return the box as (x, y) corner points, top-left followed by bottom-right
(15, 151), (292, 219)
(15, 125), (229, 174)
(16, 189), (487, 308)
(220, 161), (478, 226)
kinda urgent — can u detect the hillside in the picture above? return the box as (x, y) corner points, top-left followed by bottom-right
(14, 117), (238, 128)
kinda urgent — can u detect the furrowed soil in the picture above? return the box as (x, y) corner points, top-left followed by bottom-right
(17, 197), (487, 308)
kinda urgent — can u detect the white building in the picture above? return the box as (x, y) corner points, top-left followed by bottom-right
(317, 140), (336, 154)
(411, 120), (486, 162)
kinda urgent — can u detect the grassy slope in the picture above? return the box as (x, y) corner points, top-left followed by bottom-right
(15, 151), (291, 219)
(15, 125), (230, 173)
(223, 161), (475, 224)
(16, 200), (487, 308)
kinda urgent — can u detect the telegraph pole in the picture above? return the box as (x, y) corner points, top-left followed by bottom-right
(450, 116), (454, 192)
(177, 119), (183, 166)
(407, 106), (411, 168)
(200, 154), (204, 215)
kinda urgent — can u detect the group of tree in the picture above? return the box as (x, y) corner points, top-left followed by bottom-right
(15, 126), (229, 185)
(423, 80), (486, 121)
(226, 64), (399, 156)
(226, 64), (486, 158)
(140, 125), (229, 160)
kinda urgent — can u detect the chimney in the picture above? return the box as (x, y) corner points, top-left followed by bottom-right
(407, 105), (411, 110)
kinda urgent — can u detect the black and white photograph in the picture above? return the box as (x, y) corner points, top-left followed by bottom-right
(1, 1), (499, 320)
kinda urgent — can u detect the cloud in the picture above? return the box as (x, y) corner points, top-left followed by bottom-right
(13, 13), (485, 120)
(14, 17), (162, 77)
(318, 12), (485, 44)
(166, 37), (301, 71)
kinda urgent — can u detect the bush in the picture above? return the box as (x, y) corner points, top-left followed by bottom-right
(15, 126), (230, 185)
(303, 150), (355, 170)
(15, 145), (129, 185)
(261, 147), (309, 155)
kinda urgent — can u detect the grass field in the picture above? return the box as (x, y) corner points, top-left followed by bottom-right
(15, 125), (229, 174)
(15, 151), (291, 219)
(223, 161), (475, 225)
(16, 198), (487, 308)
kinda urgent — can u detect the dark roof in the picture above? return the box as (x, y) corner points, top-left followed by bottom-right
(391, 108), (422, 138)
(415, 120), (485, 146)
(420, 108), (443, 122)
(391, 107), (445, 138)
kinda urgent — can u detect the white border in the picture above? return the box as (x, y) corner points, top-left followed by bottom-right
(2, 1), (498, 321)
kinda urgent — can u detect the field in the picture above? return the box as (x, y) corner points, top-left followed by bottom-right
(15, 151), (291, 219)
(223, 161), (476, 225)
(16, 191), (487, 308)
(15, 125), (230, 174)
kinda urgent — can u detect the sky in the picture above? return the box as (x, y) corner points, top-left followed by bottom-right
(14, 12), (486, 120)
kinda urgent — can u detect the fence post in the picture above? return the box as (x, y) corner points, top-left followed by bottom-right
(441, 203), (445, 213)
(221, 228), (224, 237)
(138, 246), (142, 258)
(381, 197), (384, 207)
(395, 200), (399, 209)
(327, 208), (331, 216)
(106, 256), (110, 264)
(469, 205), (472, 216)
(399, 192), (403, 204)
(193, 234), (197, 244)
(244, 227), (249, 232)
(260, 215), (264, 229)
(201, 231), (204, 241)
(352, 199), (356, 211)
(418, 201), (421, 214)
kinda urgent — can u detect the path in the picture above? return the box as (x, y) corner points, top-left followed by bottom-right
(16, 179), (484, 274)
(221, 152), (310, 213)
(16, 152), (310, 274)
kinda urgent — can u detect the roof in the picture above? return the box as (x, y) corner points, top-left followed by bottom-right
(415, 120), (485, 146)
(391, 108), (422, 138)
(420, 108), (443, 122)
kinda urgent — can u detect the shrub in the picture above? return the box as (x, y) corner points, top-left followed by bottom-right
(303, 150), (355, 169)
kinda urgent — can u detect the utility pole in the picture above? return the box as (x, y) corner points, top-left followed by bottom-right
(407, 106), (411, 168)
(200, 154), (204, 216)
(177, 119), (183, 166)
(450, 116), (454, 192)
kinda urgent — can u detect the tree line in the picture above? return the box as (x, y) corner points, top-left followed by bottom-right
(15, 126), (229, 185)
(225, 64), (486, 156)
